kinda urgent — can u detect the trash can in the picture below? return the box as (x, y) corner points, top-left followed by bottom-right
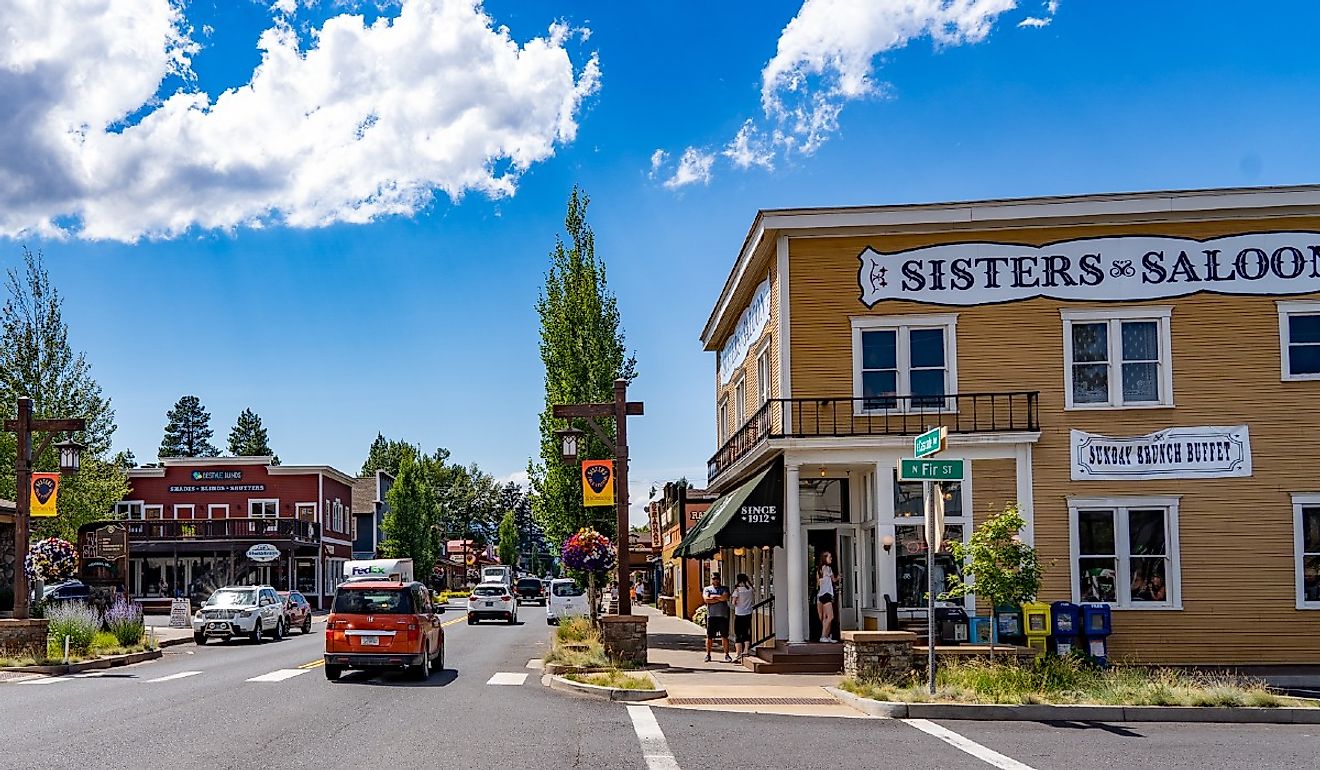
(1022, 601), (1051, 657)
(1050, 601), (1082, 656)
(1080, 602), (1112, 666)
(935, 605), (970, 645)
(993, 604), (1024, 646)
(969, 616), (993, 645)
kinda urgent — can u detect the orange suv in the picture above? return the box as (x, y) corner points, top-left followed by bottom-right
(323, 580), (445, 681)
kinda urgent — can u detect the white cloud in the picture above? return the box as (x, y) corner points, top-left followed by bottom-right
(722, 120), (775, 170)
(1018, 16), (1050, 28)
(1019, 0), (1060, 28)
(648, 148), (668, 179)
(662, 147), (715, 190)
(497, 469), (530, 488)
(0, 0), (600, 241)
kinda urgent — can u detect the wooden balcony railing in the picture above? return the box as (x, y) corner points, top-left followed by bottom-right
(124, 517), (320, 544)
(707, 392), (1040, 483)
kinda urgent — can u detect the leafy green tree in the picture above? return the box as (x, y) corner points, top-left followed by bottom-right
(159, 395), (219, 458)
(941, 505), (1044, 660)
(529, 187), (637, 547)
(496, 510), (518, 568)
(361, 433), (428, 476)
(381, 452), (437, 573)
(228, 408), (271, 454)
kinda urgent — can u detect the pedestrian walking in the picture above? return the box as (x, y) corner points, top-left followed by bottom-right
(817, 551), (836, 643)
(702, 572), (732, 662)
(731, 573), (755, 661)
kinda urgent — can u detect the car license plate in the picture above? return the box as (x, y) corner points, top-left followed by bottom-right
(485, 601), (494, 607)
(360, 636), (380, 646)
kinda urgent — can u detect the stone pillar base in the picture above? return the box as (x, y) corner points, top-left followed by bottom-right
(599, 615), (649, 667)
(0, 618), (49, 658)
(841, 630), (915, 683)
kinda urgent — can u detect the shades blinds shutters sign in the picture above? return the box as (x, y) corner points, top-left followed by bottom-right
(1070, 425), (1252, 481)
(858, 232), (1320, 307)
(719, 278), (771, 385)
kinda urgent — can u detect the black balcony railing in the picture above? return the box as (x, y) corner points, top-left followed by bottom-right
(124, 517), (320, 544)
(708, 392), (1039, 483)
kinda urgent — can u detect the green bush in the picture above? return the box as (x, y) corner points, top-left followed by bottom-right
(692, 606), (708, 628)
(46, 602), (101, 654)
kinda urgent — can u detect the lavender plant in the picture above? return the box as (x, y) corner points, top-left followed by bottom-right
(105, 597), (145, 647)
(45, 602), (101, 654)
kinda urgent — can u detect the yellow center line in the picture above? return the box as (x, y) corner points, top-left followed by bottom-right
(441, 616), (466, 628)
(298, 659), (325, 669)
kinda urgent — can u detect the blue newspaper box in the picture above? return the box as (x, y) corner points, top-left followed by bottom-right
(1050, 601), (1082, 656)
(969, 616), (993, 645)
(993, 604), (1024, 646)
(1080, 603), (1112, 665)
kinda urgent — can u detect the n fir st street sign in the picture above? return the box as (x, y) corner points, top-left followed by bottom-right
(898, 458), (965, 482)
(913, 426), (947, 459)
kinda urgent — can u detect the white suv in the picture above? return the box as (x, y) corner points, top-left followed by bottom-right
(193, 585), (288, 644)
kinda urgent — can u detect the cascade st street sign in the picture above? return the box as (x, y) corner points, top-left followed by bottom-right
(898, 458), (965, 482)
(913, 426), (947, 459)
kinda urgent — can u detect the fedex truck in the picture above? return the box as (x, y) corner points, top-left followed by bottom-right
(343, 558), (415, 583)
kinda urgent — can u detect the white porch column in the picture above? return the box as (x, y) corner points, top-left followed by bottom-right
(875, 460), (897, 629)
(785, 462), (805, 643)
(772, 546), (788, 637)
(1015, 443), (1036, 546)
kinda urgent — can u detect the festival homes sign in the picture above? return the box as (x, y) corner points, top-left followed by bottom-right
(1071, 425), (1252, 481)
(858, 232), (1320, 306)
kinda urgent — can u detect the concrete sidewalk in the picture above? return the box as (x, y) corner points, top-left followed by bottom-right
(636, 605), (864, 718)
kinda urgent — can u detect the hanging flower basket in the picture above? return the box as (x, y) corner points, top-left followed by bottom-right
(561, 528), (617, 574)
(25, 537), (78, 583)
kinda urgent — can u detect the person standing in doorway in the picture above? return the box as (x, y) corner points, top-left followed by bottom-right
(731, 573), (755, 661)
(817, 551), (836, 643)
(702, 572), (732, 662)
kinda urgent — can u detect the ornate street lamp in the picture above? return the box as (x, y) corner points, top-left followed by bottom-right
(554, 427), (586, 466)
(55, 437), (85, 475)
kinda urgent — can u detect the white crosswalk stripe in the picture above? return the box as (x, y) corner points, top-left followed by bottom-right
(486, 672), (528, 686)
(146, 671), (202, 683)
(21, 671), (107, 685)
(246, 669), (309, 683)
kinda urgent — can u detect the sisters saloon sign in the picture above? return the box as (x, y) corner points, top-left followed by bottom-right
(858, 232), (1320, 306)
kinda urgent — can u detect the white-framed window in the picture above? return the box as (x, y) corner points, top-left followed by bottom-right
(248, 499), (278, 518)
(1278, 301), (1320, 381)
(144, 504), (164, 520)
(208, 504), (228, 519)
(1062, 307), (1173, 409)
(331, 499), (345, 533)
(1068, 496), (1181, 609)
(734, 376), (747, 427)
(173, 504), (195, 520)
(295, 502), (317, 522)
(717, 398), (729, 443)
(1292, 493), (1320, 608)
(851, 314), (958, 414)
(756, 344), (771, 406)
(114, 501), (144, 520)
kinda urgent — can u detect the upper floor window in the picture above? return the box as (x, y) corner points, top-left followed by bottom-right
(755, 345), (771, 406)
(1278, 301), (1320, 381)
(249, 499), (278, 518)
(717, 398), (729, 443)
(851, 314), (958, 413)
(1062, 307), (1172, 409)
(115, 501), (143, 520)
(734, 376), (747, 427)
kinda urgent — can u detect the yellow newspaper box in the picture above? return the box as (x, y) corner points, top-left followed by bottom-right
(1022, 601), (1051, 657)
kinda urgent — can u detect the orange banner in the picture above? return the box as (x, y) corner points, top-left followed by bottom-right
(581, 460), (615, 507)
(31, 472), (60, 517)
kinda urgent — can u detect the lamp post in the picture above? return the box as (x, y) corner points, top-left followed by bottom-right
(5, 397), (86, 620)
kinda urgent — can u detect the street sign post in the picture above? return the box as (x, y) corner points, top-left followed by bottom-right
(898, 458), (965, 482)
(913, 426), (946, 459)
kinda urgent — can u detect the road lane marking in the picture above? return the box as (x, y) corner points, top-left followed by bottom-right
(626, 705), (681, 770)
(146, 671), (202, 683)
(486, 672), (528, 686)
(441, 616), (466, 627)
(298, 659), (325, 669)
(246, 669), (310, 683)
(902, 719), (1037, 770)
(20, 671), (108, 685)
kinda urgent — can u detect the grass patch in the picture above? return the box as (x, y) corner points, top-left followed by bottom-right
(543, 616), (611, 669)
(566, 670), (656, 691)
(840, 656), (1313, 708)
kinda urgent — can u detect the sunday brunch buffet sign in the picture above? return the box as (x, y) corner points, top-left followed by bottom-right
(858, 232), (1320, 306)
(1070, 425), (1252, 481)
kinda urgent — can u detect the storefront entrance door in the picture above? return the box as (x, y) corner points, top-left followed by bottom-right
(838, 530), (858, 631)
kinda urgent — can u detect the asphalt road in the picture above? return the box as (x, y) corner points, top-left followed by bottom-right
(6, 608), (1320, 770)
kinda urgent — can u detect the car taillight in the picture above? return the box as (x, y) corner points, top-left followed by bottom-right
(469, 595), (479, 602)
(501, 595), (512, 602)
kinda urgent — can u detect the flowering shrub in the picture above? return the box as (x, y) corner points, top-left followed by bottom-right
(105, 597), (145, 647)
(25, 537), (77, 583)
(560, 528), (616, 573)
(692, 605), (708, 628)
(46, 602), (100, 654)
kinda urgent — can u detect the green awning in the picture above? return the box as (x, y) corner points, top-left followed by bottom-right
(673, 465), (780, 559)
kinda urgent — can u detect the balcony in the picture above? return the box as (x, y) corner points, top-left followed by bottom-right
(124, 517), (320, 545)
(707, 392), (1040, 483)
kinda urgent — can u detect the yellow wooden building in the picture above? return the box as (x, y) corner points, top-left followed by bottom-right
(696, 184), (1320, 664)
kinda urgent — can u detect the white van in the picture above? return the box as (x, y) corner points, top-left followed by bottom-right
(546, 578), (589, 625)
(343, 558), (414, 583)
(481, 565), (513, 587)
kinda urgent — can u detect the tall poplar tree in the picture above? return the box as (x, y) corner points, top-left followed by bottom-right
(228, 408), (276, 461)
(159, 395), (220, 458)
(381, 452), (437, 573)
(496, 510), (518, 568)
(529, 187), (637, 547)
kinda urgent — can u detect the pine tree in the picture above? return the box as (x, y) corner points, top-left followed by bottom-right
(381, 452), (437, 572)
(159, 395), (220, 458)
(228, 408), (274, 458)
(529, 187), (637, 547)
(360, 433), (420, 476)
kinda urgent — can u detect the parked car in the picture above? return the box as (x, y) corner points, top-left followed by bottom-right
(323, 580), (444, 681)
(514, 577), (546, 606)
(467, 582), (517, 624)
(192, 585), (287, 644)
(41, 580), (92, 604)
(546, 578), (589, 625)
(279, 590), (313, 635)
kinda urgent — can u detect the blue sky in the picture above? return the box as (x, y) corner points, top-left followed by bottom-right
(4, 1), (1320, 523)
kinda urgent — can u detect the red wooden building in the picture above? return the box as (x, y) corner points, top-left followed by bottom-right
(117, 457), (357, 608)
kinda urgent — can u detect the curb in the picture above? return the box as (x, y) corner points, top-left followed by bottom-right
(824, 688), (1320, 724)
(545, 673), (667, 702)
(3, 649), (163, 676)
